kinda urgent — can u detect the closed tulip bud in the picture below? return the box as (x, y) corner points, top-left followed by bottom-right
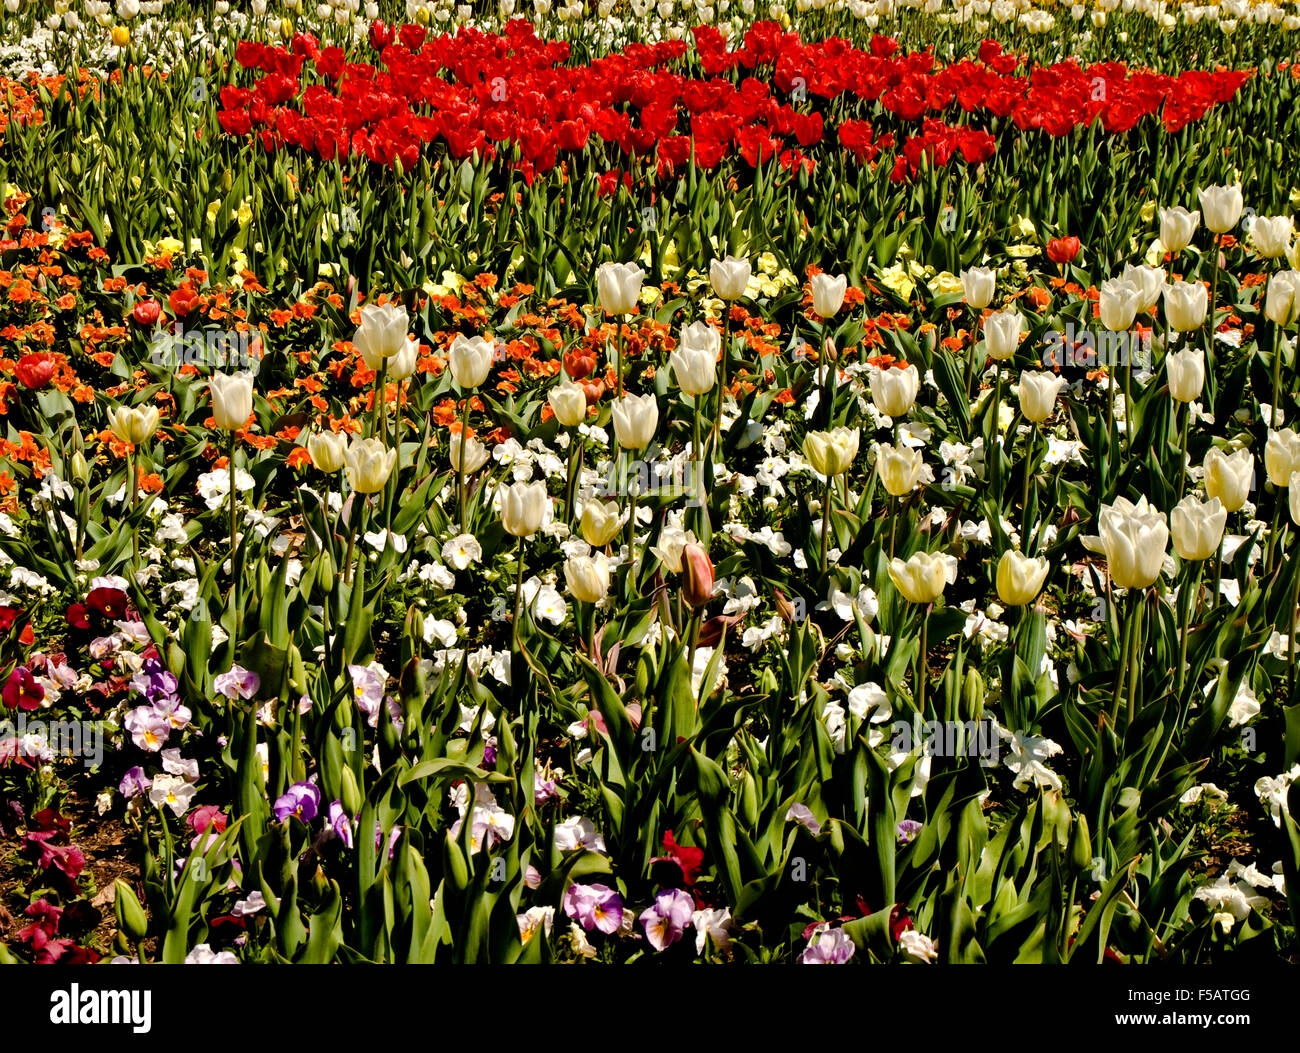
(1097, 495), (1168, 589)
(959, 266), (996, 309)
(1070, 815), (1092, 870)
(868, 363), (920, 418)
(1014, 370), (1068, 424)
(1120, 264), (1166, 314)
(1265, 270), (1300, 326)
(564, 553), (611, 603)
(1265, 428), (1300, 487)
(983, 307), (1023, 361)
(874, 441), (924, 496)
(386, 335), (418, 381)
(810, 272), (848, 319)
(340, 765), (362, 817)
(344, 436), (397, 494)
(448, 333), (494, 389)
(209, 372), (254, 431)
(1098, 278), (1141, 331)
(709, 255), (751, 300)
(680, 542), (715, 607)
(307, 430), (347, 473)
(70, 449), (89, 483)
(1250, 216), (1294, 258)
(1158, 206), (1200, 253)
(500, 480), (548, 537)
(596, 261), (645, 315)
(888, 550), (949, 604)
(1166, 348), (1205, 403)
(1291, 471), (1300, 525)
(1163, 280), (1208, 332)
(108, 404), (161, 445)
(670, 322), (719, 396)
(995, 549), (1050, 605)
(580, 498), (624, 547)
(1203, 447), (1254, 512)
(961, 667), (985, 720)
(1197, 184), (1243, 234)
(449, 434), (489, 474)
(803, 427), (859, 477)
(113, 879), (148, 942)
(611, 393), (658, 450)
(1169, 495), (1227, 561)
(353, 302), (410, 362)
(548, 374), (588, 427)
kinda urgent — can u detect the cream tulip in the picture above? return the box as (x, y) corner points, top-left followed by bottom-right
(449, 435), (490, 474)
(959, 266), (996, 309)
(875, 441), (924, 496)
(803, 427), (859, 477)
(448, 334), (494, 389)
(353, 302), (410, 362)
(1014, 370), (1068, 423)
(1265, 428), (1300, 487)
(1251, 216), (1294, 259)
(344, 436), (397, 494)
(386, 335), (419, 382)
(611, 393), (658, 450)
(307, 430), (347, 473)
(670, 323), (720, 396)
(1098, 278), (1141, 332)
(984, 307), (1023, 361)
(1197, 184), (1243, 234)
(500, 480), (548, 537)
(995, 549), (1050, 606)
(1265, 271), (1300, 326)
(810, 273), (847, 319)
(596, 261), (645, 315)
(564, 553), (611, 603)
(709, 256), (751, 301)
(868, 364), (920, 419)
(1291, 471), (1300, 525)
(580, 499), (624, 547)
(1169, 495), (1227, 561)
(209, 372), (254, 431)
(1203, 447), (1254, 513)
(108, 405), (161, 446)
(1120, 264), (1166, 314)
(548, 374), (588, 427)
(1097, 495), (1169, 589)
(1163, 281), (1208, 332)
(1166, 348), (1205, 403)
(888, 550), (949, 604)
(1158, 206), (1200, 253)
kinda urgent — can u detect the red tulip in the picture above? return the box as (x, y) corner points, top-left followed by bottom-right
(564, 348), (598, 380)
(369, 19), (394, 50)
(14, 353), (54, 390)
(168, 285), (201, 318)
(1046, 236), (1081, 264)
(132, 299), (161, 326)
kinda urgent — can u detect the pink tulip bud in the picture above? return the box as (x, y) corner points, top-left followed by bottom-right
(680, 543), (714, 609)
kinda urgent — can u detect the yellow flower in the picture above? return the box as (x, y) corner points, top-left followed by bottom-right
(928, 271), (965, 297)
(877, 262), (915, 300)
(1139, 200), (1156, 223)
(757, 251), (779, 276)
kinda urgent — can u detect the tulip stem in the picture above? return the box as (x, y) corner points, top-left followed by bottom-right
(458, 394), (471, 535)
(615, 321), (624, 400)
(126, 446), (138, 568)
(1021, 423), (1036, 544)
(888, 495), (897, 561)
(712, 312), (727, 456)
(344, 495), (363, 586)
(226, 434), (242, 649)
(819, 480), (832, 574)
(1207, 233), (1221, 344)
(625, 450), (639, 568)
(918, 605), (931, 717)
(1175, 401), (1189, 498)
(692, 402), (704, 536)
(687, 609), (701, 694)
(512, 536), (526, 653)
(1176, 561), (1202, 702)
(1288, 528), (1300, 703)
(566, 429), (581, 529)
(1211, 534), (1225, 613)
(1271, 319), (1283, 427)
(374, 361), (388, 445)
(1111, 589), (1134, 729)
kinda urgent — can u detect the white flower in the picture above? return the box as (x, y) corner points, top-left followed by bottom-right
(440, 533), (482, 570)
(897, 930), (939, 963)
(999, 728), (1063, 791)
